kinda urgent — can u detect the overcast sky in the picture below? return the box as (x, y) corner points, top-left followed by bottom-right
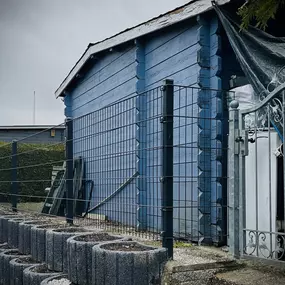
(0, 0), (189, 125)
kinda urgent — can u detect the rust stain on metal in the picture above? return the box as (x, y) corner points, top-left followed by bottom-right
(169, 7), (187, 15)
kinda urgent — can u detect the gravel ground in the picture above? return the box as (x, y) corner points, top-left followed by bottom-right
(47, 278), (71, 285)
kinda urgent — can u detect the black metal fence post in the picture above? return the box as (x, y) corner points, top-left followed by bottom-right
(161, 79), (174, 259)
(66, 118), (74, 224)
(11, 140), (18, 212)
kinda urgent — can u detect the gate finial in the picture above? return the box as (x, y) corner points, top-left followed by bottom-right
(230, 100), (239, 109)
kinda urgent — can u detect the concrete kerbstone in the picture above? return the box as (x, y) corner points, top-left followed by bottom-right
(0, 214), (19, 243)
(92, 241), (167, 285)
(23, 264), (61, 285)
(0, 249), (25, 285)
(19, 220), (55, 255)
(40, 274), (70, 285)
(7, 217), (34, 248)
(10, 256), (42, 285)
(30, 223), (65, 263)
(0, 243), (11, 252)
(46, 227), (90, 272)
(67, 232), (125, 285)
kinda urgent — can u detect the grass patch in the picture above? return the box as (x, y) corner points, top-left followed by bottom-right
(139, 240), (193, 249)
(0, 202), (43, 212)
(174, 241), (193, 248)
(143, 240), (162, 247)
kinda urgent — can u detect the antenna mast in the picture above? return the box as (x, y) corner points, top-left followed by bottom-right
(33, 91), (36, 125)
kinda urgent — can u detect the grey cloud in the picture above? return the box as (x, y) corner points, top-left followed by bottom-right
(0, 0), (188, 125)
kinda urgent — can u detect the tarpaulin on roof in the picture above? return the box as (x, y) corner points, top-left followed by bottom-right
(213, 3), (285, 140)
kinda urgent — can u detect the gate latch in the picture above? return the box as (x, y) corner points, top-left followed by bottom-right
(235, 130), (249, 157)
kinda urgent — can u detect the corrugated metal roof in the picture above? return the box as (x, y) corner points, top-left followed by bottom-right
(55, 0), (230, 98)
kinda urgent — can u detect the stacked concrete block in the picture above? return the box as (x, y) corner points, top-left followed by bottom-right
(40, 275), (69, 285)
(19, 220), (56, 255)
(23, 264), (62, 285)
(0, 214), (19, 243)
(46, 227), (89, 272)
(30, 224), (65, 263)
(67, 232), (124, 285)
(0, 249), (25, 285)
(92, 241), (167, 285)
(10, 256), (41, 285)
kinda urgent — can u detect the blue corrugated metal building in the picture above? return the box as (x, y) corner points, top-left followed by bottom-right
(55, 0), (245, 244)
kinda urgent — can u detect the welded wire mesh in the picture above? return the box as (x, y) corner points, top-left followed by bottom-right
(0, 83), (228, 244)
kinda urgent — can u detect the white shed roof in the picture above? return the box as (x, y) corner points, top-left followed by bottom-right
(55, 0), (230, 98)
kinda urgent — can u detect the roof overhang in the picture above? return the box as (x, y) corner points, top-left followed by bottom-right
(55, 0), (230, 98)
(0, 125), (65, 130)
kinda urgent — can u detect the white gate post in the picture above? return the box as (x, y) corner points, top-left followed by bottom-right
(228, 100), (241, 258)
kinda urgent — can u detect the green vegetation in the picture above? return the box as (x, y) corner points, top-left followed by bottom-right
(174, 241), (192, 248)
(238, 0), (285, 30)
(0, 142), (65, 203)
(0, 202), (43, 212)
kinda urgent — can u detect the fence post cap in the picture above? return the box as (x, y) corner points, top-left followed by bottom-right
(65, 117), (73, 124)
(163, 79), (174, 85)
(229, 100), (239, 109)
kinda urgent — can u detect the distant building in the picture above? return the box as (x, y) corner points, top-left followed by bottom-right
(0, 125), (65, 144)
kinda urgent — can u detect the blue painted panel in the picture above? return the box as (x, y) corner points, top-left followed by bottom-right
(147, 65), (199, 91)
(73, 98), (137, 224)
(70, 46), (137, 225)
(145, 46), (199, 88)
(72, 78), (137, 117)
(70, 45), (136, 117)
(74, 47), (135, 98)
(208, 16), (224, 244)
(144, 21), (200, 234)
(72, 61), (136, 108)
(145, 22), (199, 90)
(145, 29), (199, 70)
(66, 15), (227, 241)
(145, 25), (190, 52)
(172, 87), (200, 239)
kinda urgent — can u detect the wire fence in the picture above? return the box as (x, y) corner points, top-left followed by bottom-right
(0, 80), (229, 256)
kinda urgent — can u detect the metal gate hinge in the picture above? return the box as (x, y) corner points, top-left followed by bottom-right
(235, 130), (248, 157)
(235, 136), (244, 143)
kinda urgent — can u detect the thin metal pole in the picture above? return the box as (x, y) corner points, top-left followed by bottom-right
(11, 141), (18, 212)
(239, 111), (247, 258)
(66, 117), (74, 224)
(33, 91), (36, 125)
(283, 91), (285, 231)
(254, 112), (259, 256)
(267, 109), (272, 254)
(161, 79), (174, 259)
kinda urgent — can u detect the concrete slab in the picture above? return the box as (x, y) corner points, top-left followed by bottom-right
(214, 268), (285, 285)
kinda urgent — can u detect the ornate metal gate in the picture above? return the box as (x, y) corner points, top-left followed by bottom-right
(228, 82), (285, 263)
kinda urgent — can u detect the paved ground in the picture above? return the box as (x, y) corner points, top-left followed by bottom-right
(160, 245), (285, 285)
(215, 268), (285, 285)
